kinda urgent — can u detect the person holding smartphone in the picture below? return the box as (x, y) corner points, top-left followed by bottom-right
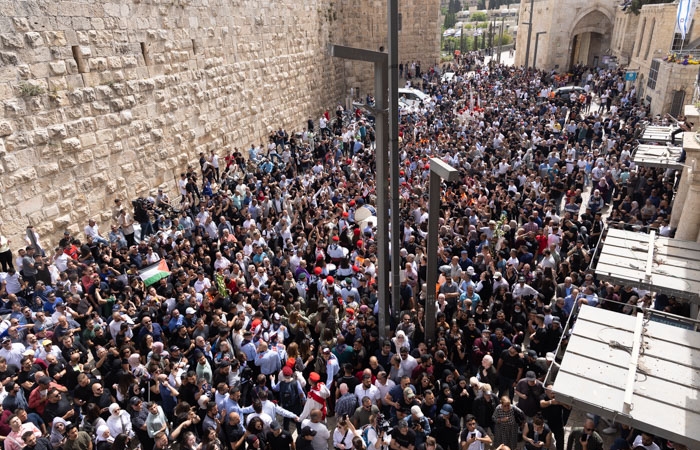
(566, 419), (603, 450)
(522, 415), (552, 450)
(459, 414), (492, 450)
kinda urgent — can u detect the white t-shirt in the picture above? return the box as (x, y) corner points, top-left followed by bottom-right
(632, 436), (660, 450)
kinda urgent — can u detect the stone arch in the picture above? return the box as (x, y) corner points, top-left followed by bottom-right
(568, 8), (614, 69)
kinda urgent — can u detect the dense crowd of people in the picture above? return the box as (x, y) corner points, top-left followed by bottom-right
(0, 50), (690, 450)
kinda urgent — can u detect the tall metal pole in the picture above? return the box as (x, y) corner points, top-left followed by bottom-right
(329, 46), (389, 338)
(388, 0), (401, 332)
(497, 17), (504, 64)
(523, 0), (534, 69)
(424, 159), (458, 344)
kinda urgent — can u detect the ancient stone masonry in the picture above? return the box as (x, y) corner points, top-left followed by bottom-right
(0, 0), (440, 246)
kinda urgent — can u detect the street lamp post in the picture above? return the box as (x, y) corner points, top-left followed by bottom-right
(330, 45), (390, 338)
(533, 31), (547, 70)
(424, 158), (459, 343)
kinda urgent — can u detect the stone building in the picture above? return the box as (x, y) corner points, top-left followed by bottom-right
(515, 0), (700, 117)
(0, 0), (439, 246)
(515, 0), (617, 71)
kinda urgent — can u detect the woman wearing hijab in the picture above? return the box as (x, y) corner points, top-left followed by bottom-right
(95, 425), (114, 450)
(106, 404), (133, 439)
(50, 417), (68, 450)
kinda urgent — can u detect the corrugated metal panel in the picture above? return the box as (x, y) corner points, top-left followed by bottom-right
(554, 307), (700, 449)
(633, 144), (684, 170)
(594, 228), (700, 301)
(640, 125), (674, 143)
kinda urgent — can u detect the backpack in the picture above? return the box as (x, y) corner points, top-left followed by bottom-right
(361, 425), (373, 447)
(278, 379), (301, 412)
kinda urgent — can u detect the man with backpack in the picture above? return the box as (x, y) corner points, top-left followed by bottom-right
(273, 366), (305, 431)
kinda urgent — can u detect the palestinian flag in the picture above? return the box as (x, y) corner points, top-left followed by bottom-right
(139, 259), (170, 286)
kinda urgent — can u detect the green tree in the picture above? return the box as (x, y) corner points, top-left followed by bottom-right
(444, 12), (456, 29)
(629, 0), (673, 15)
(471, 11), (488, 21)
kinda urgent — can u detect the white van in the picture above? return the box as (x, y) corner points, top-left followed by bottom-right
(398, 88), (430, 108)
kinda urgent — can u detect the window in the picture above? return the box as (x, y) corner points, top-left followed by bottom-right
(671, 33), (688, 52)
(647, 59), (660, 90)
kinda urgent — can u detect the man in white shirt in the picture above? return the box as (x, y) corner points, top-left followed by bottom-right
(632, 433), (660, 450)
(84, 219), (109, 246)
(354, 372), (381, 405)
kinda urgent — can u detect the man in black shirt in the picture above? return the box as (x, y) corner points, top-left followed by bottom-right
(390, 419), (416, 450)
(539, 385), (571, 450)
(266, 421), (294, 450)
(221, 411), (246, 450)
(496, 345), (524, 400)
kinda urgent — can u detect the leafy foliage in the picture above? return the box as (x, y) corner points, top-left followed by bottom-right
(628, 0), (674, 15)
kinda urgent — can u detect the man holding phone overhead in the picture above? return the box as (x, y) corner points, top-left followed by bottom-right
(459, 414), (492, 450)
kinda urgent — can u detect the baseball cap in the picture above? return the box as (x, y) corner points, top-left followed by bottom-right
(440, 404), (453, 415)
(301, 426), (317, 437)
(403, 387), (415, 399)
(270, 421), (281, 431)
(186, 307), (196, 315)
(526, 371), (537, 381)
(129, 396), (143, 406)
(411, 405), (424, 418)
(282, 366), (293, 377)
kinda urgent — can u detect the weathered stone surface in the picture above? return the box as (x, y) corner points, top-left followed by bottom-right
(0, 0), (439, 246)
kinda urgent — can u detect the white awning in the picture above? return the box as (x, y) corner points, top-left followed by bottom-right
(633, 144), (684, 170)
(593, 228), (700, 301)
(640, 125), (676, 144)
(553, 307), (700, 449)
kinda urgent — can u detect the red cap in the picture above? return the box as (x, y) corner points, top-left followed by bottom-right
(342, 212), (349, 217)
(353, 228), (361, 235)
(282, 366), (293, 377)
(352, 265), (360, 272)
(400, 170), (405, 176)
(349, 200), (356, 206)
(332, 235), (340, 241)
(310, 372), (321, 382)
(356, 240), (363, 247)
(314, 267), (322, 275)
(316, 254), (324, 260)
(327, 276), (334, 284)
(345, 307), (355, 315)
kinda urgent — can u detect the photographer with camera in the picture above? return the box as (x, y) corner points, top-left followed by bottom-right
(363, 413), (390, 450)
(407, 405), (430, 449)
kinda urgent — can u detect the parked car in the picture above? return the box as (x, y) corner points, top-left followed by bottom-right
(553, 86), (585, 105)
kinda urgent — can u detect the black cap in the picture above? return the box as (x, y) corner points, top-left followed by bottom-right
(301, 426), (317, 437)
(270, 421), (281, 431)
(129, 396), (142, 406)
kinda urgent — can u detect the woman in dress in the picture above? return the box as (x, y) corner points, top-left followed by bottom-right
(492, 396), (525, 450)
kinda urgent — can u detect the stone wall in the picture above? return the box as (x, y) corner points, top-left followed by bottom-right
(0, 0), (440, 247)
(338, 0), (441, 96)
